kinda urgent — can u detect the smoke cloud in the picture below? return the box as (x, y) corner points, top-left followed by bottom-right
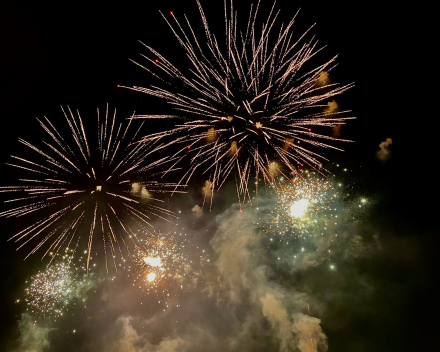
(105, 316), (188, 352)
(377, 138), (392, 162)
(316, 71), (329, 86)
(131, 183), (152, 198)
(332, 124), (343, 137)
(191, 205), (203, 218)
(202, 180), (213, 199)
(13, 314), (50, 352)
(9, 195), (380, 352)
(207, 206), (328, 351)
(325, 100), (338, 113)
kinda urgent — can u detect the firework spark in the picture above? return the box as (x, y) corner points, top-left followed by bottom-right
(125, 0), (355, 207)
(0, 105), (182, 273)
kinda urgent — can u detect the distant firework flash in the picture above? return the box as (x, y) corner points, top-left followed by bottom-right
(268, 171), (337, 236)
(23, 249), (93, 318)
(263, 168), (370, 268)
(125, 0), (355, 206)
(0, 105), (181, 273)
(127, 231), (203, 308)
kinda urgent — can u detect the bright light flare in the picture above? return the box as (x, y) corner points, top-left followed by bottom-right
(143, 256), (162, 267)
(290, 199), (309, 218)
(147, 272), (157, 282)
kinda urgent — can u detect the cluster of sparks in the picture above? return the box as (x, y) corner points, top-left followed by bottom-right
(22, 249), (93, 318)
(0, 105), (181, 273)
(126, 0), (354, 207)
(127, 231), (202, 308)
(268, 170), (337, 236)
(262, 167), (369, 271)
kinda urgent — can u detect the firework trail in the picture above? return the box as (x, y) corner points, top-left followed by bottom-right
(0, 105), (182, 273)
(124, 0), (355, 207)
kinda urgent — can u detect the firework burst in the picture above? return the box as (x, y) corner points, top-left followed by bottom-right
(263, 168), (371, 270)
(0, 105), (181, 273)
(125, 0), (355, 207)
(127, 231), (202, 308)
(23, 249), (94, 318)
(268, 171), (337, 236)
(268, 168), (370, 238)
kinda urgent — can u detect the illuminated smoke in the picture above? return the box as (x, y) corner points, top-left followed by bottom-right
(316, 71), (329, 85)
(131, 183), (142, 194)
(325, 100), (338, 113)
(202, 180), (213, 198)
(377, 138), (393, 162)
(191, 205), (203, 218)
(140, 187), (151, 199)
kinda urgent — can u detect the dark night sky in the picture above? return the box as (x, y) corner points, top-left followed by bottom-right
(0, 0), (436, 351)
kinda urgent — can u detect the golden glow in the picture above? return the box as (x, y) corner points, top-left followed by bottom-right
(143, 256), (162, 267)
(147, 272), (157, 282)
(131, 182), (141, 193)
(269, 161), (278, 176)
(96, 186), (102, 191)
(229, 141), (238, 155)
(255, 122), (262, 128)
(325, 100), (338, 113)
(283, 138), (294, 152)
(206, 127), (216, 142)
(316, 71), (329, 85)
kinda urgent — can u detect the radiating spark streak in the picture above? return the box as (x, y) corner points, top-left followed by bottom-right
(28, 228), (59, 259)
(100, 215), (108, 274)
(5, 163), (47, 175)
(106, 214), (124, 261)
(10, 156), (57, 174)
(16, 212), (68, 250)
(62, 106), (88, 163)
(86, 203), (97, 273)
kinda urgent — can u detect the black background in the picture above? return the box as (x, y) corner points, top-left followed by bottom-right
(0, 0), (436, 350)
